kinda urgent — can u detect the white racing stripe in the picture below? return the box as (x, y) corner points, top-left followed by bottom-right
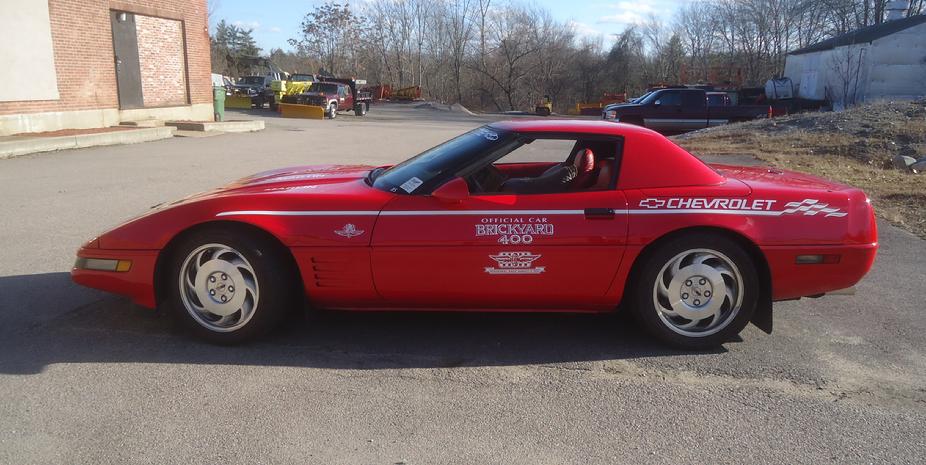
(216, 209), (786, 217)
(627, 209), (783, 216)
(381, 209), (585, 216)
(216, 210), (380, 217)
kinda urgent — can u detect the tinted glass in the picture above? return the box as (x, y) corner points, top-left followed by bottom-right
(681, 91), (705, 107)
(707, 94), (726, 106)
(657, 91), (682, 106)
(373, 127), (520, 194)
(312, 83), (338, 93)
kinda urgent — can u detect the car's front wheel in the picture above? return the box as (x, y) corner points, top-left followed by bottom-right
(631, 233), (758, 349)
(328, 103), (338, 119)
(166, 229), (296, 344)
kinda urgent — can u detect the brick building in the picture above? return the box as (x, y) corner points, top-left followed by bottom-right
(0, 1), (212, 136)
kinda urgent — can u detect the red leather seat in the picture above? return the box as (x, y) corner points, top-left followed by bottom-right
(571, 148), (596, 189)
(594, 159), (613, 190)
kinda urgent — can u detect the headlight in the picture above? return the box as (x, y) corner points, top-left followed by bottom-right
(603, 110), (617, 120)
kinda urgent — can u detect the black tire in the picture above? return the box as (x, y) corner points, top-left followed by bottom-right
(328, 103), (337, 119)
(630, 233), (758, 349)
(164, 227), (298, 344)
(354, 102), (367, 116)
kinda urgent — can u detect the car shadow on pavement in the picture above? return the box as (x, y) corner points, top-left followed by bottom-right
(0, 273), (725, 374)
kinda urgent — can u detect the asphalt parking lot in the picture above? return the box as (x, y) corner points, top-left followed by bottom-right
(1, 104), (924, 464)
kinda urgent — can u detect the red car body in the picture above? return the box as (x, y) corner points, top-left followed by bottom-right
(72, 120), (877, 337)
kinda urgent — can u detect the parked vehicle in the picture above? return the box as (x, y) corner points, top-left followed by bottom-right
(267, 73), (315, 110)
(322, 78), (372, 116)
(535, 95), (552, 116)
(282, 78), (372, 118)
(602, 87), (771, 133)
(71, 120), (877, 348)
(234, 72), (288, 108)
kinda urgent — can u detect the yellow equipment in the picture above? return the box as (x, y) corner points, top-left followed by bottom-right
(270, 79), (312, 107)
(225, 95), (253, 109)
(279, 103), (325, 119)
(535, 95), (552, 116)
(392, 86), (421, 101)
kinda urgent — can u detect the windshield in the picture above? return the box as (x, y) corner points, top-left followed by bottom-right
(311, 83), (339, 94)
(639, 91), (664, 104)
(240, 77), (264, 85)
(291, 74), (314, 82)
(372, 126), (520, 194)
(631, 92), (651, 103)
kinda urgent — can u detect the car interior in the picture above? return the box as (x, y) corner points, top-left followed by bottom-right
(465, 139), (619, 195)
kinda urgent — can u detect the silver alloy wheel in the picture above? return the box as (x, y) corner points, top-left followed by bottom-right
(179, 243), (259, 333)
(652, 248), (743, 337)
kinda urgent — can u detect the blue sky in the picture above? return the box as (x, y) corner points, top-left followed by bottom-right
(208, 0), (688, 52)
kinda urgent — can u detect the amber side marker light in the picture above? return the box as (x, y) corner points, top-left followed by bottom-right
(75, 258), (132, 272)
(795, 254), (841, 265)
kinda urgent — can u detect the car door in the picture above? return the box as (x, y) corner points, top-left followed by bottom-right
(370, 175), (629, 310)
(646, 90), (683, 132)
(680, 90), (710, 130)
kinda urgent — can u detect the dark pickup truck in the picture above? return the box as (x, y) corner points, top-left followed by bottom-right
(602, 88), (771, 133)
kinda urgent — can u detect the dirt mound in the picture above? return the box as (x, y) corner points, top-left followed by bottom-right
(674, 100), (926, 239)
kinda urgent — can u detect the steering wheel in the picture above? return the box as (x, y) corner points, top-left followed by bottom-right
(469, 165), (506, 193)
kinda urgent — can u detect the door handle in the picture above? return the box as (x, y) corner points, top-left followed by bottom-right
(584, 208), (615, 219)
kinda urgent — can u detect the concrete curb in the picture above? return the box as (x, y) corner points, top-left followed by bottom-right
(0, 126), (176, 159)
(165, 120), (265, 132)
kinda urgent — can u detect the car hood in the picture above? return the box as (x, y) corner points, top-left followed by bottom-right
(96, 164), (394, 250)
(152, 164), (379, 209)
(228, 165), (374, 189)
(603, 102), (642, 111)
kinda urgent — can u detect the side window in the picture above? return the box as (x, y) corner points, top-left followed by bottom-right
(339, 86), (347, 98)
(468, 138), (619, 195)
(681, 91), (704, 107)
(657, 91), (681, 106)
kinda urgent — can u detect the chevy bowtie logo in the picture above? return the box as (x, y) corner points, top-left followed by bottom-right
(639, 199), (666, 208)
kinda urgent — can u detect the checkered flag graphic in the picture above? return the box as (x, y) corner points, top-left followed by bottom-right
(782, 199), (847, 217)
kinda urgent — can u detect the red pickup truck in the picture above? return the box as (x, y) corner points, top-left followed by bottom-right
(602, 88), (771, 133)
(282, 79), (373, 118)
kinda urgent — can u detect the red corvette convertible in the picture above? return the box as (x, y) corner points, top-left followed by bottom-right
(72, 120), (877, 348)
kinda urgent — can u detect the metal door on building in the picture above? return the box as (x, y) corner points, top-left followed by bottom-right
(110, 11), (143, 109)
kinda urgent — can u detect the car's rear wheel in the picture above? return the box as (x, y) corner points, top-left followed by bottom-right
(166, 229), (296, 344)
(631, 233), (758, 349)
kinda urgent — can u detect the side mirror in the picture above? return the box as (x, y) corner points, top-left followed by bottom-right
(431, 177), (469, 203)
(653, 99), (661, 106)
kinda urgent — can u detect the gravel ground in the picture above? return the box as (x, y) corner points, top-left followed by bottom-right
(0, 104), (924, 464)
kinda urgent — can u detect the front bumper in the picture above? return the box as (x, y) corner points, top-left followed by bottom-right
(71, 247), (159, 308)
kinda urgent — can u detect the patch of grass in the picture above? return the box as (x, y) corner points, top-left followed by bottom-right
(674, 100), (926, 239)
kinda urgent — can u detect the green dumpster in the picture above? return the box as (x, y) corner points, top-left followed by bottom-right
(213, 86), (226, 122)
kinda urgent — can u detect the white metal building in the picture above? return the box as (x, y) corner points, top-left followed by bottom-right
(783, 14), (926, 107)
